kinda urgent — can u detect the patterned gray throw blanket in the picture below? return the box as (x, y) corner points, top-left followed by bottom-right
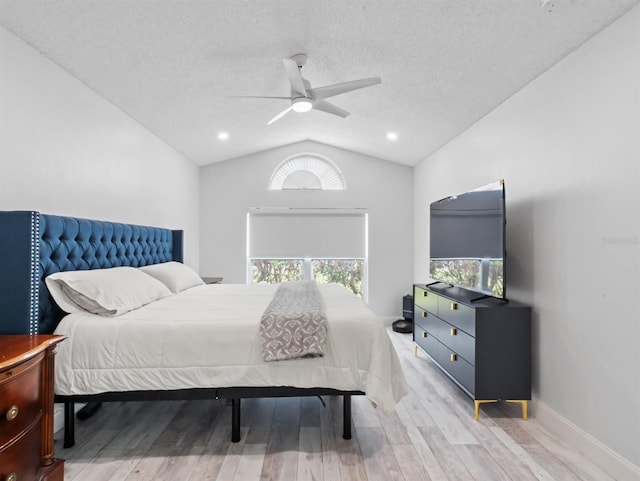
(260, 280), (327, 362)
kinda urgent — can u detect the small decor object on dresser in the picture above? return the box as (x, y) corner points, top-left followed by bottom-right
(413, 284), (531, 420)
(0, 335), (66, 481)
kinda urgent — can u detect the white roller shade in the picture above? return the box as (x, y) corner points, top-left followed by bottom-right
(249, 208), (367, 259)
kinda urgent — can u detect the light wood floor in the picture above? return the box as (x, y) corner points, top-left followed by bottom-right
(55, 329), (615, 481)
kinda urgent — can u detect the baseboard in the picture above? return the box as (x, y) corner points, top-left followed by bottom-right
(531, 398), (640, 481)
(53, 402), (86, 434)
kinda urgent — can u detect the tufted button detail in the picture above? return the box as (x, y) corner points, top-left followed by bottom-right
(37, 214), (176, 333)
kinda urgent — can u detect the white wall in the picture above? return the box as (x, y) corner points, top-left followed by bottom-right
(0, 26), (200, 267)
(200, 140), (413, 320)
(414, 5), (640, 473)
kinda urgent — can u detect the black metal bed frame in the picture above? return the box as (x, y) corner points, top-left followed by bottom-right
(56, 387), (363, 448)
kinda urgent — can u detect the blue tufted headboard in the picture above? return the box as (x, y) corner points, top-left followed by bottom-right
(0, 211), (184, 335)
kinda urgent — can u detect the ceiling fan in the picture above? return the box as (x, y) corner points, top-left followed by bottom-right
(233, 54), (381, 125)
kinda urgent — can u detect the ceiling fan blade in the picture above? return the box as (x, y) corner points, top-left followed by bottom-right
(310, 76), (381, 100)
(282, 58), (308, 97)
(226, 95), (292, 100)
(313, 100), (350, 118)
(267, 105), (294, 125)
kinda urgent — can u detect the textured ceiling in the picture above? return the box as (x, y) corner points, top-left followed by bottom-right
(1, 0), (638, 166)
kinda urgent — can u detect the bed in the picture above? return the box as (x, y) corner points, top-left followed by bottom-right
(0, 210), (408, 448)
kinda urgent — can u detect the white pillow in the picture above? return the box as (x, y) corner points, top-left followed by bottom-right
(138, 261), (204, 294)
(45, 266), (172, 316)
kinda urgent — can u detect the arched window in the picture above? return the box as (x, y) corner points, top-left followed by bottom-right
(269, 153), (346, 190)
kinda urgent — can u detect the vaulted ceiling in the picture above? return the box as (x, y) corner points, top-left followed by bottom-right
(1, 0), (637, 166)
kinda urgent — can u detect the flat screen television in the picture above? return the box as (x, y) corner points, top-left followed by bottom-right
(429, 180), (506, 299)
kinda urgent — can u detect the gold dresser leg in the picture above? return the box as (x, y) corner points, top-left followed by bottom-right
(474, 400), (498, 420)
(413, 344), (418, 357)
(506, 400), (528, 420)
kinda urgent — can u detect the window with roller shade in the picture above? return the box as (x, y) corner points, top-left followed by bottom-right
(247, 208), (368, 298)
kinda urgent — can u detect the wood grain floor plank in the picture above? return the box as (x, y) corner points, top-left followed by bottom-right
(152, 445), (205, 481)
(187, 408), (234, 481)
(453, 444), (513, 481)
(334, 433), (368, 481)
(300, 396), (322, 428)
(245, 397), (277, 445)
(489, 426), (557, 481)
(64, 428), (122, 481)
(446, 413), (539, 481)
(397, 389), (437, 428)
(393, 415), (445, 481)
(357, 427), (405, 481)
(102, 402), (189, 481)
(297, 427), (323, 481)
(121, 450), (168, 481)
(107, 401), (180, 450)
(377, 410), (411, 445)
(419, 426), (476, 481)
(352, 395), (382, 428)
(216, 427), (249, 481)
(523, 444), (586, 481)
(260, 397), (300, 481)
(234, 443), (267, 481)
(517, 418), (618, 481)
(67, 448), (129, 481)
(319, 395), (342, 481)
(391, 443), (433, 481)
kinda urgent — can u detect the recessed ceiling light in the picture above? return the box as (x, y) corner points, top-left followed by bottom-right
(218, 132), (229, 140)
(386, 132), (398, 141)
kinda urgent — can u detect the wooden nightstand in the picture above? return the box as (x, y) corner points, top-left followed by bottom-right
(0, 335), (66, 481)
(202, 277), (223, 284)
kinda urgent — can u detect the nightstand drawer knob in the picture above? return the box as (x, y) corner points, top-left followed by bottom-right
(450, 353), (457, 362)
(422, 291), (428, 297)
(421, 311), (427, 318)
(6, 405), (18, 421)
(6, 473), (17, 481)
(451, 302), (458, 310)
(450, 328), (457, 336)
(422, 332), (428, 338)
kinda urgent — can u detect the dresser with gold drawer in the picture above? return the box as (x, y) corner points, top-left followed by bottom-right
(413, 284), (531, 420)
(0, 335), (65, 481)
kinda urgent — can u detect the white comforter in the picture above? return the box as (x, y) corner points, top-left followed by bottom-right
(53, 283), (408, 412)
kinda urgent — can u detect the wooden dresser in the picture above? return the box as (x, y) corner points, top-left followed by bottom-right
(0, 335), (65, 481)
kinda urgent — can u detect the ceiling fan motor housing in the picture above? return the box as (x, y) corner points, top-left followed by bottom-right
(292, 97), (313, 112)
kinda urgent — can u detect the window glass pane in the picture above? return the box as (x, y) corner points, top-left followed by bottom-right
(251, 259), (303, 284)
(311, 259), (363, 297)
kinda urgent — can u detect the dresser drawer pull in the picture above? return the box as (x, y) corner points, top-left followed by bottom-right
(5, 405), (19, 421)
(6, 473), (17, 481)
(450, 302), (458, 310)
(421, 311), (428, 318)
(422, 332), (428, 338)
(450, 328), (457, 336)
(450, 353), (457, 362)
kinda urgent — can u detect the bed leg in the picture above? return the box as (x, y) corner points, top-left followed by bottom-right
(63, 401), (75, 448)
(343, 394), (352, 440)
(231, 398), (241, 443)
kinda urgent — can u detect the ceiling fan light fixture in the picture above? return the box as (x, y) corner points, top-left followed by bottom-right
(292, 97), (313, 113)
